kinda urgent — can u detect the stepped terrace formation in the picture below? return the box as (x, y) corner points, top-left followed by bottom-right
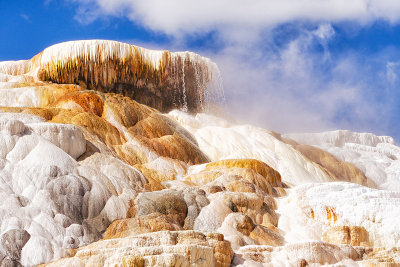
(0, 40), (399, 266)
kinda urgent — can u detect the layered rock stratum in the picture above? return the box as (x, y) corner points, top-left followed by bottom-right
(0, 40), (399, 266)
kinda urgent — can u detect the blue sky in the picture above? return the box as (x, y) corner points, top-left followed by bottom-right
(0, 1), (169, 60)
(2, 0), (400, 141)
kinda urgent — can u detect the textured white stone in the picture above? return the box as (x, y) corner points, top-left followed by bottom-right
(28, 123), (86, 160)
(278, 182), (400, 247)
(0, 113), (147, 266)
(194, 198), (232, 233)
(0, 60), (30, 76)
(1, 40), (400, 266)
(233, 242), (360, 266)
(168, 110), (333, 186)
(0, 87), (40, 107)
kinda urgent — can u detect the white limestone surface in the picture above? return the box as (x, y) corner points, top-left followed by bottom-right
(0, 113), (147, 266)
(0, 87), (40, 107)
(168, 110), (333, 186)
(277, 182), (400, 248)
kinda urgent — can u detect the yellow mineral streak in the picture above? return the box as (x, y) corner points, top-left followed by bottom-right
(323, 226), (370, 246)
(364, 247), (400, 264)
(36, 84), (81, 107)
(101, 93), (209, 165)
(37, 43), (164, 89)
(51, 91), (104, 116)
(205, 159), (283, 187)
(135, 157), (187, 182)
(326, 206), (338, 224)
(103, 214), (183, 239)
(186, 159), (285, 196)
(283, 138), (377, 188)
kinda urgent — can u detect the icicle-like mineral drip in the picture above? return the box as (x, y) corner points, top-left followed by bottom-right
(181, 53), (188, 113)
(0, 40), (226, 113)
(172, 55), (178, 108)
(193, 61), (203, 110)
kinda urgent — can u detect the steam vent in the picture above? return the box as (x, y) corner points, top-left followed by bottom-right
(0, 40), (400, 266)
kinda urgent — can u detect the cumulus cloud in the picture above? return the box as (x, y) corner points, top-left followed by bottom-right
(66, 0), (400, 140)
(68, 0), (400, 35)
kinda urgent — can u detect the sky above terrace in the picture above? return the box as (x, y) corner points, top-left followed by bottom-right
(1, 0), (400, 141)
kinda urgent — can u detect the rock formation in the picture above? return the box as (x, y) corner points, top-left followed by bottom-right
(0, 40), (399, 266)
(0, 40), (225, 113)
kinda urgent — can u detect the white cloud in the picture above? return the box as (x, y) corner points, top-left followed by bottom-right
(312, 24), (335, 60)
(68, 0), (400, 35)
(209, 25), (395, 135)
(20, 14), (30, 22)
(65, 0), (400, 139)
(313, 24), (335, 41)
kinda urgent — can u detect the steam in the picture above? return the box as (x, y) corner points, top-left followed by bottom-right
(209, 24), (399, 138)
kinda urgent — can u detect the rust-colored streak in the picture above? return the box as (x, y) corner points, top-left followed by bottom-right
(326, 206), (338, 223)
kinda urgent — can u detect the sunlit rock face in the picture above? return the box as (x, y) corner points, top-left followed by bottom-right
(1, 41), (400, 266)
(233, 241), (364, 266)
(231, 179), (400, 266)
(0, 113), (147, 266)
(0, 90), (210, 187)
(168, 111), (376, 188)
(278, 182), (400, 247)
(284, 139), (377, 188)
(43, 231), (234, 267)
(285, 130), (400, 191)
(0, 40), (224, 113)
(166, 112), (400, 266)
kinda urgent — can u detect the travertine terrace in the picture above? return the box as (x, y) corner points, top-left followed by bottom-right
(0, 40), (224, 113)
(0, 40), (399, 267)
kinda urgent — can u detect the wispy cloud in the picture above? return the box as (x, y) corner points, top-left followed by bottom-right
(20, 14), (31, 22)
(210, 25), (400, 136)
(386, 61), (400, 84)
(312, 24), (335, 61)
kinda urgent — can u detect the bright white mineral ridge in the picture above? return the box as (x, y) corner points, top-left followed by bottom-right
(169, 110), (337, 186)
(168, 110), (400, 265)
(278, 183), (400, 246)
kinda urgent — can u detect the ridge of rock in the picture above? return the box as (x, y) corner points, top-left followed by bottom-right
(0, 40), (225, 113)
